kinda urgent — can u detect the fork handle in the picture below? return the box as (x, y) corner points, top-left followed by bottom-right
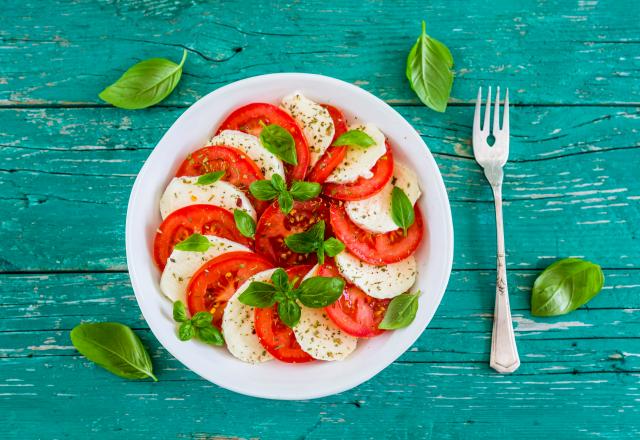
(489, 184), (520, 373)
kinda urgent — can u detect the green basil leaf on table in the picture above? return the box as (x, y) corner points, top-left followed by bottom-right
(238, 281), (278, 308)
(178, 321), (195, 341)
(249, 180), (280, 201)
(406, 21), (454, 113)
(70, 322), (157, 381)
(278, 299), (302, 328)
(379, 291), (420, 330)
(531, 258), (605, 316)
(196, 325), (225, 346)
(332, 129), (376, 148)
(233, 209), (256, 239)
(298, 276), (345, 308)
(190, 311), (213, 328)
(195, 171), (225, 186)
(172, 300), (188, 323)
(391, 187), (415, 235)
(260, 124), (298, 165)
(289, 181), (322, 200)
(173, 233), (210, 252)
(99, 49), (187, 110)
(278, 191), (294, 214)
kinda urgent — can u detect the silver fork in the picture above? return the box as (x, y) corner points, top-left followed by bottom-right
(473, 86), (520, 373)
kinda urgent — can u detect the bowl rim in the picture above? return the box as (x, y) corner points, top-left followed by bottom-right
(126, 72), (454, 400)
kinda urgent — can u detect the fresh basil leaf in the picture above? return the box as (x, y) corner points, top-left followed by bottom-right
(278, 299), (301, 328)
(260, 124), (297, 165)
(391, 187), (415, 236)
(190, 311), (212, 328)
(195, 171), (225, 186)
(323, 238), (345, 258)
(332, 129), (376, 148)
(406, 21), (454, 113)
(172, 300), (188, 323)
(289, 181), (322, 201)
(284, 221), (324, 254)
(195, 325), (224, 346)
(271, 174), (287, 192)
(531, 258), (605, 316)
(234, 209), (256, 239)
(379, 292), (420, 330)
(298, 276), (345, 308)
(173, 233), (211, 252)
(271, 268), (290, 292)
(238, 281), (278, 308)
(250, 180), (279, 201)
(278, 191), (294, 214)
(99, 50), (187, 110)
(178, 321), (195, 341)
(70, 322), (157, 381)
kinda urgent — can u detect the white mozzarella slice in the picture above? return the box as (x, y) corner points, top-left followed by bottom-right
(292, 265), (358, 361)
(281, 91), (334, 167)
(209, 130), (285, 179)
(345, 161), (421, 233)
(222, 269), (275, 363)
(324, 122), (387, 184)
(160, 235), (250, 303)
(159, 176), (255, 220)
(335, 251), (417, 299)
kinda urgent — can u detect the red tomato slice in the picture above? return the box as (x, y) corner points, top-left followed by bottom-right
(318, 263), (390, 337)
(187, 251), (273, 328)
(255, 198), (331, 267)
(175, 145), (268, 214)
(329, 203), (424, 265)
(322, 142), (394, 201)
(254, 265), (314, 363)
(306, 104), (348, 184)
(153, 204), (253, 270)
(217, 102), (310, 181)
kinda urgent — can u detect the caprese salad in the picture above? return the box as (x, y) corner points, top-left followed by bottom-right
(153, 91), (425, 364)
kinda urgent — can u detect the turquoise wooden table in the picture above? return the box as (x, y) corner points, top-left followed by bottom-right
(1, 0), (639, 438)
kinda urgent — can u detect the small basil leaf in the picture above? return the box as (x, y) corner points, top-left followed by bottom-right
(323, 238), (345, 258)
(190, 311), (213, 328)
(195, 325), (225, 346)
(289, 181), (322, 201)
(298, 276), (345, 308)
(406, 21), (454, 112)
(260, 124), (298, 165)
(238, 282), (278, 308)
(195, 171), (225, 186)
(271, 174), (287, 192)
(99, 50), (187, 110)
(391, 187), (415, 236)
(316, 247), (325, 265)
(70, 322), (157, 381)
(173, 233), (211, 252)
(249, 180), (279, 201)
(233, 209), (256, 239)
(271, 268), (290, 292)
(378, 292), (420, 330)
(278, 300), (301, 328)
(172, 300), (188, 322)
(531, 258), (605, 317)
(178, 321), (195, 341)
(284, 223), (323, 254)
(278, 191), (294, 214)
(332, 129), (376, 148)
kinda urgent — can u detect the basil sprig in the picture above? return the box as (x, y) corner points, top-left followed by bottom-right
(332, 129), (376, 148)
(406, 21), (454, 113)
(378, 291), (420, 330)
(391, 187), (415, 235)
(238, 268), (345, 328)
(249, 174), (321, 214)
(233, 209), (256, 239)
(195, 170), (224, 186)
(173, 233), (211, 252)
(70, 322), (157, 381)
(284, 221), (345, 264)
(260, 124), (297, 165)
(99, 49), (187, 110)
(531, 258), (604, 316)
(172, 301), (224, 346)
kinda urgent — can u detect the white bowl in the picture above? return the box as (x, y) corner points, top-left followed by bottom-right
(126, 73), (453, 400)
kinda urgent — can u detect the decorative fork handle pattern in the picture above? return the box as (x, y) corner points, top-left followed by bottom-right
(489, 184), (520, 373)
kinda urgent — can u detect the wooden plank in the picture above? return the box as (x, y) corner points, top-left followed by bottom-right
(1, 0), (639, 106)
(1, 106), (638, 271)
